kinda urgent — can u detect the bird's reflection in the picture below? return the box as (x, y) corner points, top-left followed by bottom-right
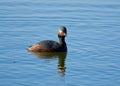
(30, 51), (67, 76)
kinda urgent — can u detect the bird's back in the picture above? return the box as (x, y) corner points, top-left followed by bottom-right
(37, 40), (60, 49)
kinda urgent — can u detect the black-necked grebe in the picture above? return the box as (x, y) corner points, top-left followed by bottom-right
(27, 26), (67, 52)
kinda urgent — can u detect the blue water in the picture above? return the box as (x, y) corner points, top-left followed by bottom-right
(0, 0), (120, 86)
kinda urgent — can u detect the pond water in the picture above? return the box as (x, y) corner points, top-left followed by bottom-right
(0, 0), (120, 86)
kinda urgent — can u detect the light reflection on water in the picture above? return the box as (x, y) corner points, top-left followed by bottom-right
(29, 51), (67, 77)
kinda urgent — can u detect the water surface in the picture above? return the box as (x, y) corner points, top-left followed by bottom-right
(0, 0), (120, 86)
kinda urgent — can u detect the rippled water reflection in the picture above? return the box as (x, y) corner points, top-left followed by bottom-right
(30, 52), (67, 74)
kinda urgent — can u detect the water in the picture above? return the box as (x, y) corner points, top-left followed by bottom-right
(0, 0), (120, 86)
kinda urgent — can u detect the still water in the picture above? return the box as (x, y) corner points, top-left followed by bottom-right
(0, 0), (120, 86)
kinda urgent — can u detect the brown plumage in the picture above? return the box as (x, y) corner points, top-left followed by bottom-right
(27, 26), (67, 52)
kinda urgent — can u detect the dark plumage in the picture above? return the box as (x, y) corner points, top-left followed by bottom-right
(27, 26), (67, 52)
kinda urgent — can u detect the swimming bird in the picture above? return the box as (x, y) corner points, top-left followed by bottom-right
(27, 26), (67, 52)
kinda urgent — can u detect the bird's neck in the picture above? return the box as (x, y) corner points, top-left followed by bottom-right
(59, 36), (66, 46)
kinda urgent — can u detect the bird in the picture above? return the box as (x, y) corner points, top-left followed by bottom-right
(27, 26), (67, 52)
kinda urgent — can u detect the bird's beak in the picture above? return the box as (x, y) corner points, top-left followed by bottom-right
(58, 30), (67, 36)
